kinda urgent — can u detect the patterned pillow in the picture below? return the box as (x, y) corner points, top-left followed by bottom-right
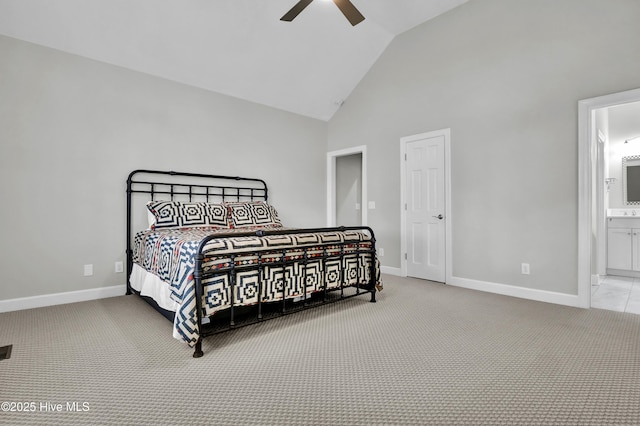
(147, 201), (229, 229)
(225, 201), (282, 228)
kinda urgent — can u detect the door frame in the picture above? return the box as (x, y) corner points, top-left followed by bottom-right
(327, 145), (367, 227)
(578, 87), (640, 308)
(400, 128), (452, 281)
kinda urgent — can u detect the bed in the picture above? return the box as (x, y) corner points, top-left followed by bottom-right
(126, 170), (381, 357)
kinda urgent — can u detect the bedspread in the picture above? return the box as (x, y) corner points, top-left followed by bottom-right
(132, 226), (378, 346)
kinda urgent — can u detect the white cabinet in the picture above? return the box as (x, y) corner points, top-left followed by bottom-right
(607, 218), (640, 275)
(635, 231), (640, 271)
(607, 228), (633, 270)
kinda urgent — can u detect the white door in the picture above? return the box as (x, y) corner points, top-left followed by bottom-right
(405, 134), (446, 282)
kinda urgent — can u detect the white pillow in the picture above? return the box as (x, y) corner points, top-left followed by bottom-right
(147, 208), (156, 229)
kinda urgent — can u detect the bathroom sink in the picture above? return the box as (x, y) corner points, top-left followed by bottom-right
(608, 209), (640, 217)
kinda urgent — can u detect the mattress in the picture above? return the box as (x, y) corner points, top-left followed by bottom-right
(129, 263), (180, 313)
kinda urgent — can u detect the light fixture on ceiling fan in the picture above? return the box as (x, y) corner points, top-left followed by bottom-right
(280, 0), (365, 26)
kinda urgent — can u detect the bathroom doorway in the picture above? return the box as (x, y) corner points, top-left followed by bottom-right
(579, 88), (640, 313)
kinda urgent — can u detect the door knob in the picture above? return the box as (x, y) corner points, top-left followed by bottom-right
(432, 214), (444, 220)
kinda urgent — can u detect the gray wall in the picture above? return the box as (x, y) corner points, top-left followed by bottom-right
(0, 35), (327, 301)
(328, 0), (640, 294)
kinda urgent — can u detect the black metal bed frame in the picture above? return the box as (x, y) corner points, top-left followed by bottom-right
(126, 170), (377, 357)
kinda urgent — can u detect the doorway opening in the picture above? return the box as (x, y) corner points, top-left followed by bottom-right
(578, 87), (640, 312)
(327, 146), (367, 227)
(335, 153), (362, 226)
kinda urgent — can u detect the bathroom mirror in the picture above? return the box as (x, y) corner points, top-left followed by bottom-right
(623, 155), (640, 205)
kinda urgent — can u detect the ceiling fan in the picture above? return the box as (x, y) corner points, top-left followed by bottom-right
(280, 0), (365, 26)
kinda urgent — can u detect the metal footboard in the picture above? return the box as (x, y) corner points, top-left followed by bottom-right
(191, 226), (377, 358)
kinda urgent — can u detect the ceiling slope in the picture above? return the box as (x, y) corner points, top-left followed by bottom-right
(0, 0), (468, 120)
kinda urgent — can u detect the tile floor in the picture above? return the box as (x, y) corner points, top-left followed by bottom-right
(592, 275), (640, 314)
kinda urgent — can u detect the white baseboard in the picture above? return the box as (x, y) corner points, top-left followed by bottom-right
(606, 268), (640, 279)
(0, 285), (127, 313)
(447, 275), (583, 308)
(0, 275), (584, 313)
(380, 266), (402, 276)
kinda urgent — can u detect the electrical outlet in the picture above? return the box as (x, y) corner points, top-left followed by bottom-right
(379, 248), (384, 257)
(115, 261), (124, 273)
(521, 263), (530, 275)
(84, 264), (93, 276)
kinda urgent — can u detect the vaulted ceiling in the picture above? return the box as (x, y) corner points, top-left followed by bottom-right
(0, 0), (468, 120)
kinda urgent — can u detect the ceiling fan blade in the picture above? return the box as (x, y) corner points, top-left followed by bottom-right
(280, 0), (315, 22)
(333, 0), (365, 26)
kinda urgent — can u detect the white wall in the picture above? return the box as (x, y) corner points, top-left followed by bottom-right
(0, 35), (327, 302)
(328, 0), (640, 296)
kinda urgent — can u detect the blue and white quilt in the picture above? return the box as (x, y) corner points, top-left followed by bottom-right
(132, 227), (378, 346)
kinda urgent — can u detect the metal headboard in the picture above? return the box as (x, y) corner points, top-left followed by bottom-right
(125, 169), (268, 292)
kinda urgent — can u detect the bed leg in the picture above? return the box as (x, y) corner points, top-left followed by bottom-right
(193, 340), (204, 358)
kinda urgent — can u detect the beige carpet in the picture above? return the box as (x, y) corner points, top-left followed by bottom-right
(1, 275), (639, 425)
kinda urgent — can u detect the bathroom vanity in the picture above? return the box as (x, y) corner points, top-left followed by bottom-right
(607, 211), (640, 277)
